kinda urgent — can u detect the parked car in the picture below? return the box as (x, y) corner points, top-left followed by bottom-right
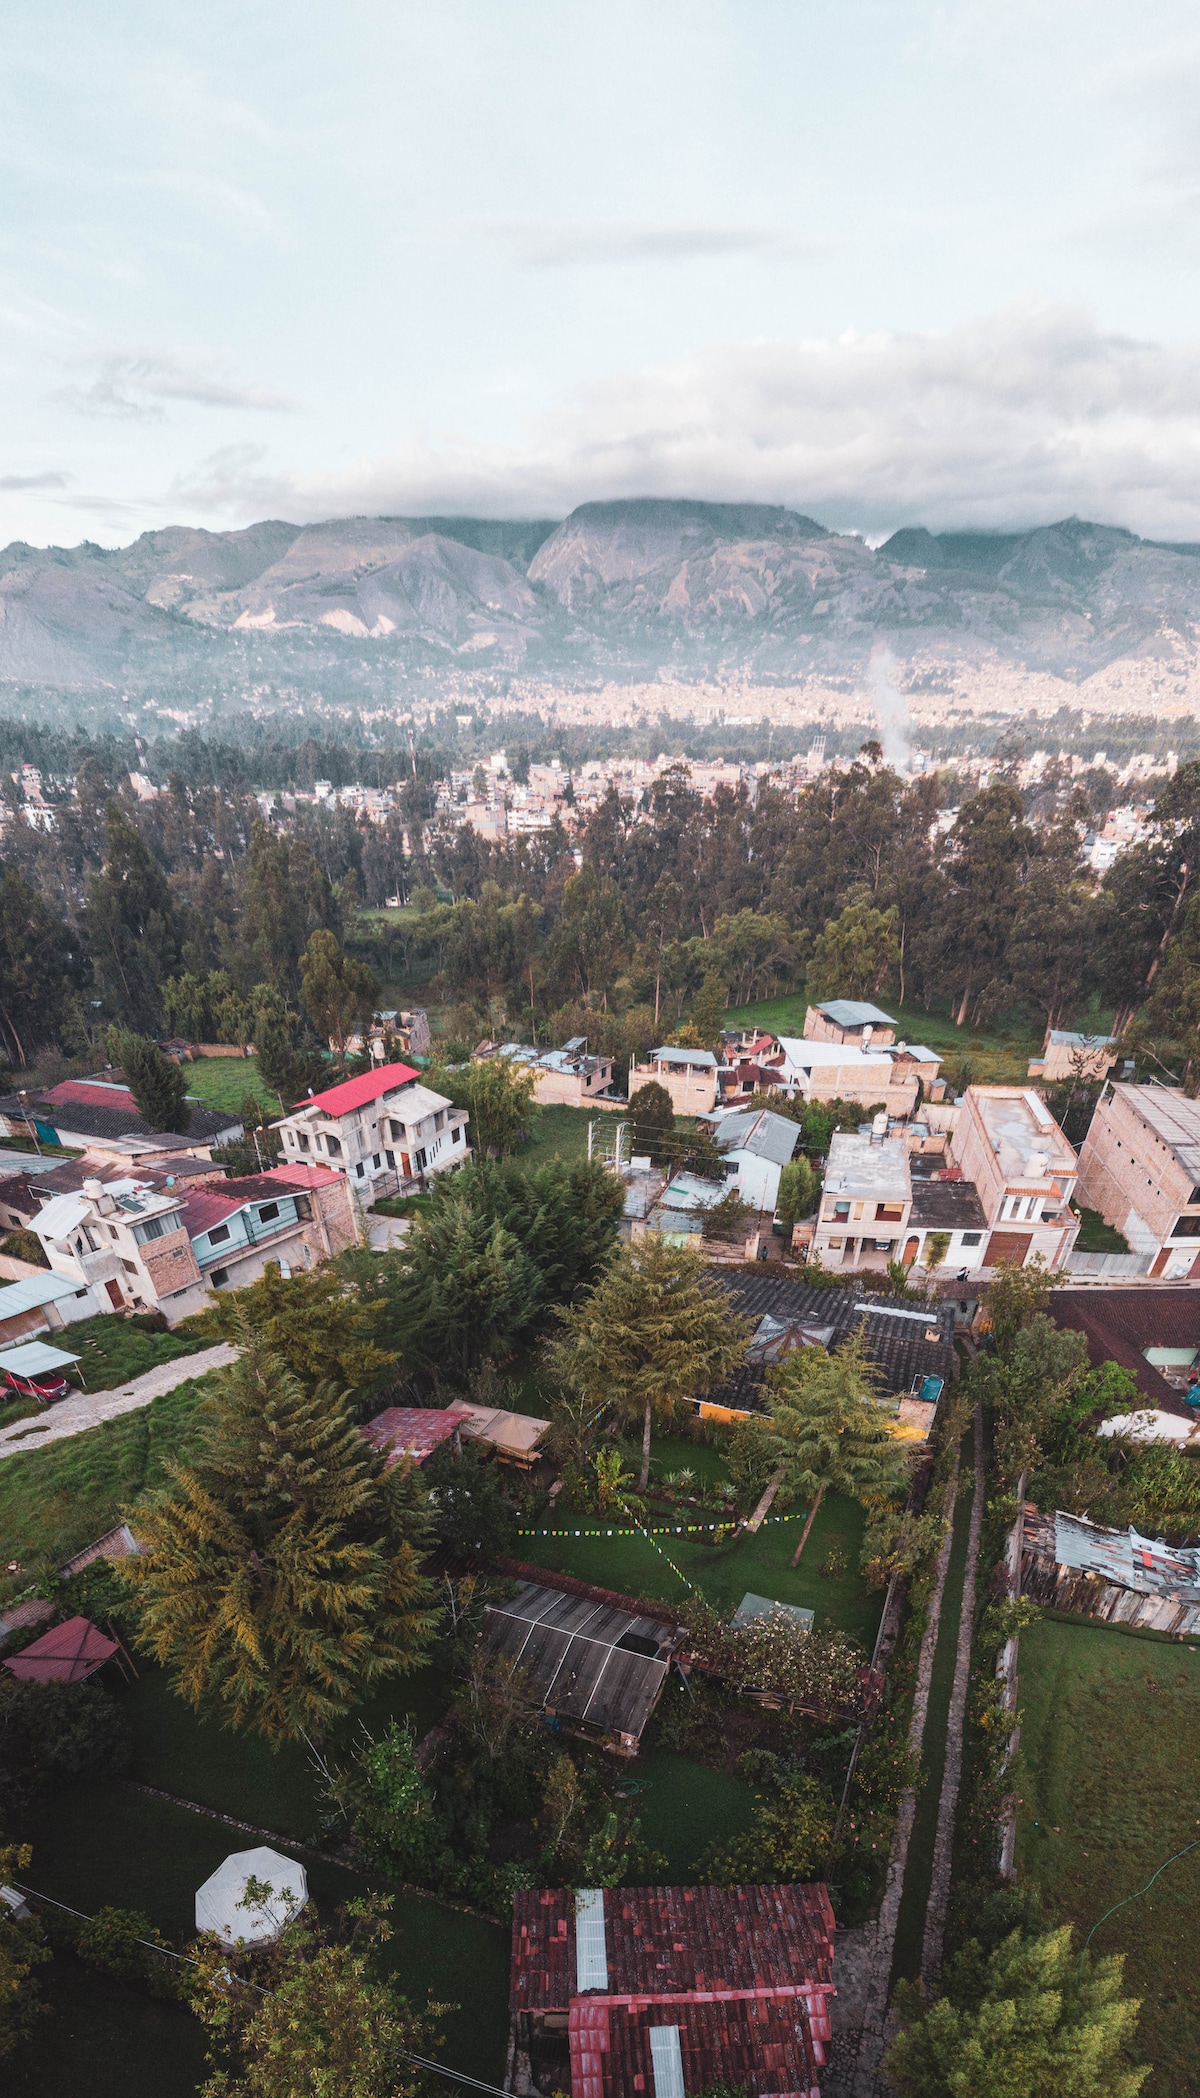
(1, 1365), (74, 1405)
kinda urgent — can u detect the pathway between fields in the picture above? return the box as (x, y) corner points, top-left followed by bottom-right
(0, 1344), (237, 1461)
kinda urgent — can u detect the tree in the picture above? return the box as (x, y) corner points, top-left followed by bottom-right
(629, 1080), (675, 1161)
(776, 1156), (816, 1229)
(0, 860), (83, 1067)
(299, 929), (380, 1056)
(885, 1924), (1148, 2098)
(430, 1055), (538, 1157)
(106, 1028), (192, 1133)
(689, 970), (728, 1052)
(0, 1841), (49, 2063)
(758, 1332), (908, 1565)
(421, 1435), (518, 1558)
(981, 1254), (1064, 1356)
(551, 1239), (751, 1491)
(699, 1775), (834, 1886)
(239, 821), (338, 998)
(119, 1334), (436, 1742)
(84, 804), (180, 1030)
(208, 1265), (397, 1398)
(805, 901), (900, 1004)
(191, 1892), (443, 2098)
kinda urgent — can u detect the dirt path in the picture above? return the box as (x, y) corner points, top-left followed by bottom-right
(920, 1403), (985, 1985)
(0, 1344), (236, 1461)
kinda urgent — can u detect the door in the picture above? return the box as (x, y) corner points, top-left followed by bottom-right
(902, 1236), (920, 1267)
(105, 1279), (124, 1308)
(984, 1231), (1033, 1267)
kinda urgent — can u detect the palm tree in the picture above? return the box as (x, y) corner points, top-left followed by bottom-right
(763, 1332), (909, 1566)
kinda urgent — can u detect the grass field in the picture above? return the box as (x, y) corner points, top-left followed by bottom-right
(1073, 1204), (1131, 1254)
(515, 1486), (881, 1645)
(57, 1313), (215, 1395)
(0, 1373), (218, 1596)
(722, 992), (1045, 1086)
(1016, 1614), (1200, 2097)
(182, 1054), (284, 1117)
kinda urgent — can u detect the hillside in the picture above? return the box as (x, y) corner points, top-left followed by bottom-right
(4, 499), (1200, 716)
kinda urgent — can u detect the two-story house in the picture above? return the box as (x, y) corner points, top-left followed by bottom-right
(479, 1039), (617, 1108)
(812, 1130), (912, 1271)
(802, 999), (898, 1048)
(627, 1047), (720, 1116)
(273, 1062), (470, 1199)
(951, 1085), (1080, 1269)
(1076, 1082), (1200, 1278)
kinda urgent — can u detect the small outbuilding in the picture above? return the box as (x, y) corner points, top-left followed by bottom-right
(3, 1615), (118, 1683)
(194, 1846), (308, 1947)
(480, 1579), (685, 1754)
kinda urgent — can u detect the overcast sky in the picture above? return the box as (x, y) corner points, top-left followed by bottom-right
(6, 0), (1200, 547)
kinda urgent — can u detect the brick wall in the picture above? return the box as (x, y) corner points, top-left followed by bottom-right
(143, 1229), (203, 1300)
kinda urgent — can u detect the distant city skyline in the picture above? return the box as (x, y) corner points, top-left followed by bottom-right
(6, 2), (1200, 547)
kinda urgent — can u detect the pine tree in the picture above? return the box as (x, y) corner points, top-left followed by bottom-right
(551, 1238), (750, 1491)
(107, 1028), (192, 1133)
(629, 1080), (675, 1161)
(119, 1335), (436, 1742)
(758, 1331), (908, 1565)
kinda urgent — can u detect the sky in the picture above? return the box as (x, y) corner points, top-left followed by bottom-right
(6, 0), (1200, 548)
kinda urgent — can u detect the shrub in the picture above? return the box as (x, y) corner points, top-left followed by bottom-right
(0, 1678), (130, 1809)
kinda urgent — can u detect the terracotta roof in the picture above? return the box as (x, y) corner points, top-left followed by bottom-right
(1048, 1286), (1200, 1415)
(304, 1062), (419, 1117)
(40, 1079), (140, 1112)
(361, 1406), (469, 1466)
(179, 1186), (245, 1235)
(258, 1162), (342, 1189)
(3, 1614), (118, 1682)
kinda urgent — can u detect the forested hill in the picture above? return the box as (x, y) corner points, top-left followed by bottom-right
(4, 499), (1200, 706)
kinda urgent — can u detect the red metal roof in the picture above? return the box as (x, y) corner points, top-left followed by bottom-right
(4, 1614), (118, 1683)
(305, 1062), (418, 1118)
(260, 1162), (342, 1189)
(180, 1186), (244, 1236)
(361, 1406), (470, 1467)
(41, 1080), (139, 1114)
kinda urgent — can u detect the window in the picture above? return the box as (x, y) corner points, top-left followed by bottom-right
(385, 1148), (395, 1168)
(210, 1266), (228, 1288)
(257, 1202), (280, 1224)
(1172, 1215), (1200, 1238)
(121, 1258), (138, 1275)
(208, 1223), (231, 1246)
(133, 1215), (167, 1244)
(834, 1200), (851, 1218)
(434, 1109), (445, 1131)
(372, 1153), (381, 1169)
(414, 1148), (427, 1171)
(962, 1232), (982, 1247)
(325, 1134), (342, 1157)
(452, 1127), (462, 1144)
(355, 1162), (365, 1178)
(298, 1133), (310, 1153)
(875, 1203), (904, 1222)
(828, 1235), (843, 1249)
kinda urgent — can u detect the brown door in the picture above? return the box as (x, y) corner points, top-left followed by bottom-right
(105, 1279), (124, 1308)
(1151, 1248), (1171, 1277)
(902, 1236), (920, 1268)
(984, 1231), (1033, 1267)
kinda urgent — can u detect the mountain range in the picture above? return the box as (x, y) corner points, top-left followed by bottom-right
(3, 498), (1200, 714)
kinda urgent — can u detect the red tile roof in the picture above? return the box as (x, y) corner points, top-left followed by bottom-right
(4, 1614), (119, 1683)
(361, 1406), (470, 1467)
(304, 1062), (418, 1118)
(259, 1162), (342, 1189)
(1049, 1287), (1200, 1415)
(512, 1885), (836, 2098)
(41, 1080), (139, 1114)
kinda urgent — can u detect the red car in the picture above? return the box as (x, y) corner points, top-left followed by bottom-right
(2, 1366), (74, 1405)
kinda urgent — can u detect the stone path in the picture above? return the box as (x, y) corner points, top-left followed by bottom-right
(0, 1344), (237, 1461)
(921, 1403), (985, 1985)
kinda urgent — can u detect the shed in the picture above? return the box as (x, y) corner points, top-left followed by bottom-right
(454, 1402), (550, 1466)
(0, 1271), (89, 1347)
(3, 1615), (118, 1683)
(0, 1339), (81, 1382)
(479, 1579), (684, 1753)
(360, 1405), (468, 1467)
(730, 1591), (815, 1635)
(195, 1846), (308, 1947)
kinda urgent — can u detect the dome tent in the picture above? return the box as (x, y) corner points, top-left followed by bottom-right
(195, 1846), (308, 1948)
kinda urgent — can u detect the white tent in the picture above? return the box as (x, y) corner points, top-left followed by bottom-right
(194, 1846), (308, 1947)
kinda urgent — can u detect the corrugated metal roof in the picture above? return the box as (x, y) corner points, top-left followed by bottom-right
(304, 1062), (420, 1116)
(816, 999), (896, 1027)
(713, 1109), (800, 1168)
(1109, 1081), (1200, 1178)
(481, 1581), (682, 1743)
(0, 1272), (82, 1315)
(649, 1047), (718, 1069)
(0, 1340), (80, 1374)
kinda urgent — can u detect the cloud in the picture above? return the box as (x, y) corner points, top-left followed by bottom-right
(0, 470), (72, 491)
(169, 300), (1200, 542)
(480, 220), (823, 268)
(58, 350), (296, 422)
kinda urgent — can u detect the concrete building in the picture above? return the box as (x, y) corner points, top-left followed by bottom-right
(770, 1037), (921, 1120)
(1076, 1083), (1200, 1279)
(813, 1130), (913, 1271)
(481, 1038), (617, 1108)
(703, 1106), (800, 1213)
(951, 1085), (1080, 1269)
(342, 1008), (431, 1062)
(273, 1062), (469, 1199)
(1027, 1028), (1121, 1084)
(903, 1172), (989, 1275)
(0, 1075), (241, 1157)
(628, 1046), (719, 1116)
(803, 998), (898, 1048)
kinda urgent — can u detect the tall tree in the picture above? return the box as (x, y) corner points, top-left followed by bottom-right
(239, 821), (338, 997)
(430, 1055), (538, 1157)
(756, 1332), (907, 1565)
(300, 929), (380, 1055)
(120, 1334), (435, 1742)
(84, 804), (180, 1030)
(0, 861), (83, 1067)
(107, 1028), (192, 1133)
(551, 1239), (750, 1490)
(934, 785), (1035, 1027)
(805, 901), (900, 1004)
(208, 1265), (396, 1395)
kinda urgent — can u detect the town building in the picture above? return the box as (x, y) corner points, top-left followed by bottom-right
(703, 1269), (958, 1420)
(813, 1130), (912, 1272)
(509, 1881), (836, 2098)
(273, 1062), (469, 1199)
(0, 1074), (241, 1158)
(769, 1037), (923, 1120)
(1047, 1285), (1200, 1412)
(627, 1046), (719, 1116)
(1027, 1029), (1121, 1083)
(477, 1039), (618, 1109)
(482, 1578), (687, 1756)
(340, 1008), (431, 1062)
(1076, 1082), (1200, 1278)
(950, 1085), (1080, 1269)
(803, 998), (898, 1048)
(29, 1163), (357, 1322)
(0, 1271), (98, 1348)
(702, 1106), (800, 1213)
(904, 1170), (989, 1274)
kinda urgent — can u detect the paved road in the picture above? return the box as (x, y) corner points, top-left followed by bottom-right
(0, 1343), (238, 1461)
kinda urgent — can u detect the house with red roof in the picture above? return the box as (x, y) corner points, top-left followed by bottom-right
(0, 1073), (241, 1158)
(509, 1882), (837, 2097)
(273, 1060), (470, 1199)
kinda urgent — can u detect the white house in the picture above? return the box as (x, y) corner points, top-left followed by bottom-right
(273, 1062), (470, 1199)
(703, 1107), (800, 1213)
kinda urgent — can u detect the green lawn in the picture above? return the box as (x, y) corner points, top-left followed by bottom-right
(0, 1373), (218, 1597)
(723, 993), (1044, 1086)
(1073, 1204), (1131, 1254)
(632, 1748), (755, 1877)
(1016, 1615), (1200, 2097)
(515, 1487), (881, 1645)
(516, 1102), (612, 1168)
(182, 1054), (284, 1117)
(15, 1781), (510, 2088)
(58, 1313), (215, 1395)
